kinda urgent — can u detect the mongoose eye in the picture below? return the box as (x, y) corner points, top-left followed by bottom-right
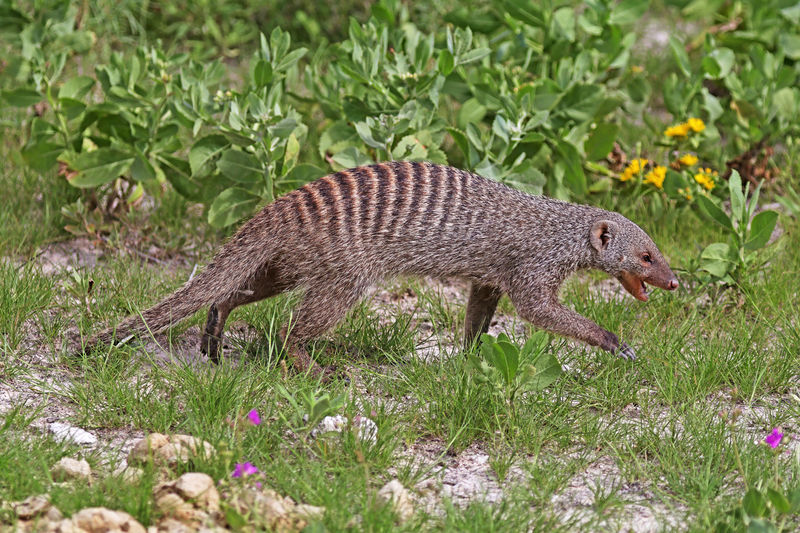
(642, 254), (652, 264)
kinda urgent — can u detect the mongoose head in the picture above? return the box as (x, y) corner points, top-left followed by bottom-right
(590, 218), (679, 302)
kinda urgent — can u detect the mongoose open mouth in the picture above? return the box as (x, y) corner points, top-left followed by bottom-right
(618, 272), (649, 302)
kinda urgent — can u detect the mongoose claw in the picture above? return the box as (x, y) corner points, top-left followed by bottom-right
(616, 342), (637, 361)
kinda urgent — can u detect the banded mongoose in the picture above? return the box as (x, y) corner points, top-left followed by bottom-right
(89, 161), (679, 373)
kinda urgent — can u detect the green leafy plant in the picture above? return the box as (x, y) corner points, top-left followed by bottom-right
(275, 384), (346, 434)
(695, 170), (779, 283)
(468, 332), (563, 406)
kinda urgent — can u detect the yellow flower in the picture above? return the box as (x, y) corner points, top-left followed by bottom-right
(678, 153), (698, 166)
(644, 165), (667, 189)
(694, 171), (715, 191)
(631, 65), (644, 73)
(665, 123), (690, 137)
(687, 117), (705, 132)
(619, 158), (649, 181)
(677, 187), (693, 200)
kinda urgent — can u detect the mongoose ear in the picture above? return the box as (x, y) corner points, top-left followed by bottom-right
(590, 220), (619, 252)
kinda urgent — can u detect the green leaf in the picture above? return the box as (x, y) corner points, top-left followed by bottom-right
(208, 187), (261, 228)
(281, 163), (326, 189)
(778, 33), (800, 60)
(217, 149), (263, 184)
(130, 155), (156, 182)
(710, 48), (734, 78)
(158, 154), (202, 201)
(553, 140), (587, 196)
(222, 502), (247, 530)
(60, 148), (134, 188)
(766, 488), (791, 514)
(459, 47), (491, 65)
(728, 170), (745, 227)
(274, 48), (308, 73)
(743, 488), (768, 516)
(319, 121), (360, 159)
(503, 0), (545, 27)
(189, 135), (228, 176)
(700, 242), (734, 278)
(584, 123), (619, 161)
(457, 98), (487, 130)
(523, 351), (563, 392)
(696, 195), (734, 231)
(2, 88), (41, 107)
(58, 76), (95, 100)
(668, 36), (691, 78)
(494, 340), (520, 385)
(771, 87), (797, 122)
(252, 59), (273, 87)
(788, 488), (800, 512)
(608, 0), (648, 25)
(745, 210), (778, 251)
(552, 7), (575, 42)
(438, 49), (455, 76)
(744, 518), (778, 533)
(21, 142), (62, 173)
(331, 147), (372, 169)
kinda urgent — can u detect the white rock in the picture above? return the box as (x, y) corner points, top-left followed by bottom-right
(14, 494), (53, 520)
(51, 457), (91, 481)
(71, 507), (146, 533)
(377, 479), (414, 523)
(311, 415), (378, 444)
(49, 422), (97, 446)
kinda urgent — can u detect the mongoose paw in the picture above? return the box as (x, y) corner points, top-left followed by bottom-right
(616, 342), (637, 361)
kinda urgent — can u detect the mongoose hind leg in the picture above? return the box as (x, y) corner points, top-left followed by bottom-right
(201, 265), (294, 362)
(281, 278), (371, 379)
(463, 283), (502, 350)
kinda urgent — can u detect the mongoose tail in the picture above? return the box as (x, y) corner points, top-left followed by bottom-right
(86, 208), (280, 350)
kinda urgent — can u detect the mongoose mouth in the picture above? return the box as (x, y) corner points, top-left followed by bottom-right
(618, 272), (649, 302)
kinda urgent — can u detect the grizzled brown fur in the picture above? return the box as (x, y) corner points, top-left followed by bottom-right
(90, 161), (678, 373)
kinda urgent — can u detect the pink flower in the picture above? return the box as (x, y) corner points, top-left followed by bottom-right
(247, 409), (261, 426)
(765, 428), (783, 448)
(232, 462), (259, 478)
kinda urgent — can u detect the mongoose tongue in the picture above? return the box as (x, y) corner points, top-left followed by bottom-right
(618, 272), (648, 302)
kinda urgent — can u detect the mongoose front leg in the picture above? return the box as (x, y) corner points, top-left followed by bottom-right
(511, 293), (636, 360)
(463, 283), (503, 349)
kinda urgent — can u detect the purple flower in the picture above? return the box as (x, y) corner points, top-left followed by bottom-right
(765, 428), (783, 448)
(255, 481), (263, 489)
(247, 409), (261, 426)
(232, 462), (259, 478)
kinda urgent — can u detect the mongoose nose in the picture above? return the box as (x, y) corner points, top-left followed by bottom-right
(667, 279), (679, 290)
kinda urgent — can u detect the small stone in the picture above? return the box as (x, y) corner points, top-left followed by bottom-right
(377, 479), (414, 523)
(156, 517), (193, 533)
(128, 433), (170, 465)
(48, 423), (97, 446)
(170, 435), (215, 462)
(14, 494), (52, 520)
(174, 473), (219, 511)
(310, 415), (378, 444)
(71, 507), (146, 533)
(293, 503), (325, 522)
(154, 472), (220, 526)
(128, 434), (215, 468)
(51, 457), (91, 481)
